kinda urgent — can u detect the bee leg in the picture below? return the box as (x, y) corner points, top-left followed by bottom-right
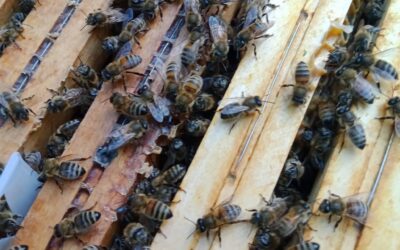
(217, 227), (222, 247)
(159, 7), (164, 21)
(305, 223), (317, 232)
(228, 121), (237, 134)
(334, 216), (343, 230)
(375, 116), (394, 120)
(251, 43), (257, 59)
(246, 209), (258, 212)
(328, 214), (332, 223)
(282, 84), (295, 87)
(54, 178), (64, 194)
(206, 230), (210, 239)
(133, 36), (142, 49)
(21, 95), (35, 102)
(74, 235), (86, 245)
(68, 156), (91, 162)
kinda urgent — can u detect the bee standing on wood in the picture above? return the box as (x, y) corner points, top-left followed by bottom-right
(84, 8), (132, 29)
(54, 209), (101, 239)
(283, 61), (311, 105)
(71, 63), (100, 92)
(124, 193), (173, 221)
(101, 54), (142, 81)
(209, 15), (229, 62)
(0, 91), (33, 126)
(110, 92), (149, 118)
(47, 119), (81, 158)
(378, 96), (400, 137)
(46, 88), (94, 113)
(318, 192), (369, 229)
(0, 195), (23, 238)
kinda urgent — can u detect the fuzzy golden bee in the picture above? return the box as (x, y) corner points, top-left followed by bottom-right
(101, 54), (142, 81)
(110, 92), (149, 118)
(192, 93), (216, 112)
(175, 72), (203, 112)
(125, 193), (173, 221)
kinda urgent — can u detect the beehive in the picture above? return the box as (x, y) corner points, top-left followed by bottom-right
(0, 0), (398, 249)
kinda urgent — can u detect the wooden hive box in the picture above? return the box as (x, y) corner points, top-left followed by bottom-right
(0, 0), (398, 249)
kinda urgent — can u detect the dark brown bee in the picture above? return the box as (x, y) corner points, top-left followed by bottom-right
(190, 203), (241, 237)
(347, 123), (366, 149)
(336, 106), (356, 127)
(192, 93), (216, 112)
(325, 46), (349, 72)
(181, 37), (205, 70)
(46, 88), (94, 113)
(292, 61), (311, 105)
(349, 25), (380, 53)
(85, 8), (130, 28)
(234, 20), (272, 57)
(0, 195), (23, 238)
(129, 0), (162, 20)
(101, 54), (142, 81)
(123, 222), (152, 246)
(0, 91), (31, 125)
(250, 229), (281, 250)
(185, 117), (210, 137)
(138, 87), (170, 123)
(126, 193), (173, 221)
(71, 64), (100, 91)
(219, 96), (262, 120)
(19, 0), (37, 14)
(209, 15), (229, 62)
(110, 92), (149, 118)
(318, 100), (336, 127)
(184, 0), (203, 32)
(102, 36), (120, 53)
(336, 68), (375, 104)
(203, 75), (230, 97)
(151, 164), (186, 187)
(363, 0), (384, 25)
(199, 0), (232, 9)
(283, 155), (304, 184)
(153, 185), (179, 204)
(54, 210), (101, 238)
(249, 197), (290, 229)
(163, 138), (188, 168)
(164, 61), (181, 100)
(175, 73), (203, 113)
(7, 245), (29, 250)
(47, 119), (81, 158)
(319, 193), (368, 228)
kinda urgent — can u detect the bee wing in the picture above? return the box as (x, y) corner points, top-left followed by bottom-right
(64, 88), (93, 107)
(106, 132), (138, 151)
(243, 5), (258, 29)
(370, 65), (398, 83)
(209, 16), (228, 43)
(148, 96), (171, 123)
(116, 41), (133, 59)
(104, 8), (131, 24)
(353, 73), (378, 98)
(394, 116), (400, 137)
(122, 8), (134, 27)
(221, 103), (250, 115)
(185, 0), (201, 14)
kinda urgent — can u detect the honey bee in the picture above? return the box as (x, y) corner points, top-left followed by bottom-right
(318, 192), (368, 228)
(22, 151), (43, 172)
(163, 138), (188, 169)
(250, 229), (281, 250)
(129, 0), (163, 20)
(219, 95), (262, 120)
(269, 201), (312, 238)
(46, 88), (94, 113)
(325, 46), (349, 72)
(54, 210), (101, 239)
(175, 72), (203, 112)
(283, 155), (304, 184)
(318, 99), (336, 127)
(137, 87), (170, 123)
(192, 93), (216, 112)
(82, 245), (107, 250)
(187, 203), (242, 240)
(123, 222), (152, 246)
(102, 36), (120, 53)
(184, 0), (203, 32)
(71, 63), (100, 91)
(349, 25), (380, 53)
(94, 119), (149, 167)
(0, 91), (32, 126)
(47, 119), (81, 158)
(153, 185), (179, 204)
(123, 14), (148, 42)
(336, 105), (356, 127)
(151, 164), (186, 187)
(38, 157), (87, 191)
(164, 61), (181, 100)
(249, 197), (290, 229)
(181, 37), (205, 70)
(203, 74), (230, 97)
(185, 117), (210, 137)
(384, 96), (400, 136)
(101, 54), (142, 81)
(0, 195), (23, 238)
(125, 193), (173, 221)
(110, 92), (149, 118)
(291, 61), (311, 105)
(209, 15), (229, 62)
(0, 20), (24, 55)
(363, 0), (384, 25)
(19, 0), (37, 14)
(347, 123), (366, 149)
(8, 245), (29, 250)
(85, 8), (131, 29)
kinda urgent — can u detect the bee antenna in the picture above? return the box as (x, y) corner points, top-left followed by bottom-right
(186, 228), (197, 239)
(80, 23), (88, 31)
(184, 216), (196, 225)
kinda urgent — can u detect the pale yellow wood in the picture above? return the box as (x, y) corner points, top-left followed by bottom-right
(0, 0), (69, 90)
(305, 0), (400, 248)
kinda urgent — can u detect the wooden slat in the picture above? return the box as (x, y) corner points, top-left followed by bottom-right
(305, 0), (400, 248)
(0, 0), (68, 90)
(13, 3), (183, 249)
(206, 0), (354, 249)
(0, 0), (113, 164)
(0, 0), (19, 25)
(151, 0), (318, 249)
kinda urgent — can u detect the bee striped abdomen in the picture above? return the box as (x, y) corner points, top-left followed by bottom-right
(128, 102), (148, 116)
(348, 124), (366, 149)
(163, 164), (186, 184)
(58, 162), (85, 180)
(295, 61), (310, 84)
(74, 211), (101, 232)
(374, 59), (398, 80)
(145, 199), (173, 220)
(219, 204), (241, 222)
(347, 199), (368, 219)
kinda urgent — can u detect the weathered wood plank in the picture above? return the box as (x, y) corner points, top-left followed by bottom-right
(305, 0), (400, 248)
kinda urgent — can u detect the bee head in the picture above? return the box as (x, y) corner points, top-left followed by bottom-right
(196, 218), (207, 232)
(110, 92), (122, 105)
(101, 69), (112, 81)
(318, 199), (331, 213)
(93, 211), (102, 221)
(388, 96), (400, 106)
(54, 223), (63, 238)
(336, 105), (350, 115)
(234, 37), (246, 50)
(77, 64), (90, 76)
(16, 107), (29, 121)
(254, 96), (263, 107)
(186, 120), (199, 134)
(250, 211), (261, 225)
(86, 13), (97, 26)
(47, 97), (67, 113)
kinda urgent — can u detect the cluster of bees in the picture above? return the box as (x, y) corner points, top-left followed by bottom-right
(1, 0), (396, 249)
(0, 0), (37, 55)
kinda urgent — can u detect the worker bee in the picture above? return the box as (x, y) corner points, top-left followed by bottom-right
(347, 123), (366, 149)
(19, 0), (37, 14)
(38, 157), (87, 191)
(269, 201), (312, 238)
(318, 192), (368, 228)
(163, 138), (188, 169)
(193, 93), (216, 112)
(71, 63), (100, 92)
(219, 95), (262, 120)
(363, 0), (384, 25)
(318, 100), (336, 127)
(336, 105), (356, 127)
(46, 88), (94, 113)
(110, 92), (149, 118)
(292, 61), (311, 105)
(203, 74), (230, 97)
(94, 119), (149, 167)
(0, 195), (23, 238)
(123, 14), (148, 42)
(8, 245), (29, 250)
(54, 210), (101, 239)
(326, 46), (349, 72)
(0, 91), (32, 126)
(181, 37), (205, 70)
(249, 196), (290, 229)
(85, 8), (131, 29)
(123, 222), (152, 246)
(184, 0), (203, 32)
(349, 25), (380, 53)
(125, 193), (173, 221)
(82, 245), (107, 250)
(175, 72), (203, 112)
(383, 96), (400, 136)
(209, 15), (229, 62)
(153, 185), (179, 204)
(47, 119), (81, 158)
(0, 20), (24, 55)
(129, 0), (163, 20)
(101, 54), (142, 81)
(137, 87), (170, 123)
(22, 151), (43, 172)
(164, 61), (181, 100)
(187, 203), (242, 240)
(102, 35), (120, 53)
(185, 117), (210, 137)
(283, 155), (304, 184)
(151, 164), (186, 187)
(250, 229), (281, 250)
